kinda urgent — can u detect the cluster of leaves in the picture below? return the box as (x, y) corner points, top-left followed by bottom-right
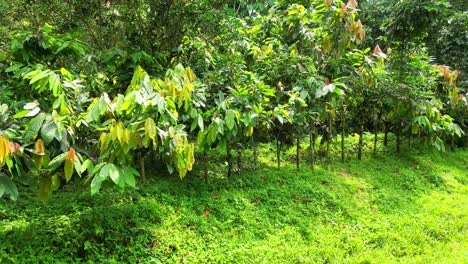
(0, 0), (466, 201)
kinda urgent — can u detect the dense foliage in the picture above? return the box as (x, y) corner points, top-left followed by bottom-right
(1, 146), (467, 262)
(0, 0), (466, 200)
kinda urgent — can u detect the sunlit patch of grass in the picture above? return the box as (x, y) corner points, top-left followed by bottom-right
(0, 141), (466, 263)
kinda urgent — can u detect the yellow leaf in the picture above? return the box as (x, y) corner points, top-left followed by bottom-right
(109, 126), (117, 141)
(116, 123), (124, 143)
(32, 139), (45, 169)
(0, 135), (10, 165)
(64, 150), (74, 183)
(100, 133), (110, 153)
(185, 67), (196, 82)
(68, 147), (76, 162)
(123, 129), (131, 144)
(0, 135), (9, 167)
(34, 139), (45, 154)
(144, 118), (157, 141)
(51, 174), (60, 191)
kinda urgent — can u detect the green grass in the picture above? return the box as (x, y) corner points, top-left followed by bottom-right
(1, 144), (467, 263)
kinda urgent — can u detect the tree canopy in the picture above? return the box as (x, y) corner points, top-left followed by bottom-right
(0, 0), (466, 200)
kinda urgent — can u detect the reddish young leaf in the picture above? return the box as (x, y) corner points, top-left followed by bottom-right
(34, 139), (45, 154)
(203, 207), (210, 218)
(68, 147), (76, 162)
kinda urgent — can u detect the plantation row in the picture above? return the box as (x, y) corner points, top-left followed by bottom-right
(0, 1), (466, 200)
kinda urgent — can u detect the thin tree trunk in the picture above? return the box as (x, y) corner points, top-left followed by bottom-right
(203, 151), (208, 182)
(373, 120), (378, 156)
(396, 130), (401, 153)
(310, 125), (315, 172)
(296, 126), (300, 170)
(327, 114), (332, 159)
(276, 135), (281, 170)
(227, 143), (232, 177)
(139, 153), (146, 183)
(408, 130), (412, 148)
(358, 122), (364, 160)
(251, 135), (258, 170)
(237, 145), (242, 176)
(383, 122), (388, 147)
(341, 104), (345, 163)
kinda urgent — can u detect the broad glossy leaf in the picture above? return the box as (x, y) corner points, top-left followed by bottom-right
(25, 113), (45, 141)
(64, 153), (74, 183)
(49, 73), (61, 97)
(80, 159), (94, 174)
(40, 119), (57, 145)
(225, 110), (235, 131)
(122, 167), (139, 188)
(51, 174), (60, 191)
(198, 115), (204, 131)
(47, 152), (67, 170)
(145, 118), (157, 141)
(0, 173), (18, 201)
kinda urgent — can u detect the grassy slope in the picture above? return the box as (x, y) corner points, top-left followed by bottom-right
(0, 147), (467, 263)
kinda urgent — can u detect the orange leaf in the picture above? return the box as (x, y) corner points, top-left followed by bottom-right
(347, 0), (358, 8)
(34, 139), (45, 154)
(340, 4), (347, 20)
(373, 45), (382, 55)
(203, 207), (210, 218)
(14, 143), (22, 155)
(68, 147), (76, 162)
(8, 142), (16, 154)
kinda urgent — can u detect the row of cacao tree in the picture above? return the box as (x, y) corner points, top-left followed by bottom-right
(0, 1), (466, 200)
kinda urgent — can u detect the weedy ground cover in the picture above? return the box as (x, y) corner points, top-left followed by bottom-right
(1, 144), (466, 263)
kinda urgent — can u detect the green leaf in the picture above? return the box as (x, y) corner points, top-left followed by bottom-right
(13, 110), (30, 119)
(5, 63), (23, 73)
(25, 113), (45, 141)
(206, 124), (218, 145)
(80, 159), (94, 174)
(107, 163), (122, 186)
(198, 115), (204, 131)
(64, 156), (74, 183)
(47, 152), (67, 170)
(51, 174), (60, 191)
(90, 163), (113, 194)
(190, 119), (198, 132)
(145, 118), (157, 141)
(0, 173), (18, 201)
(30, 70), (51, 85)
(225, 110), (235, 131)
(122, 167), (139, 188)
(56, 41), (71, 53)
(38, 177), (52, 201)
(40, 119), (57, 145)
(49, 73), (62, 97)
(90, 173), (105, 195)
(73, 157), (82, 177)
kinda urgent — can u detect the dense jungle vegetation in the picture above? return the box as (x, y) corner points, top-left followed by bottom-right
(0, 0), (467, 262)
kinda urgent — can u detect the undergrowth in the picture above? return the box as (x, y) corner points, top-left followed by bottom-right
(0, 140), (467, 263)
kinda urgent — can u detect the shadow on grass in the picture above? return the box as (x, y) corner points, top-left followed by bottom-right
(0, 145), (465, 263)
(0, 192), (162, 263)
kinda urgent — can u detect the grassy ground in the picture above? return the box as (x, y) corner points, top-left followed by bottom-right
(0, 142), (467, 263)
